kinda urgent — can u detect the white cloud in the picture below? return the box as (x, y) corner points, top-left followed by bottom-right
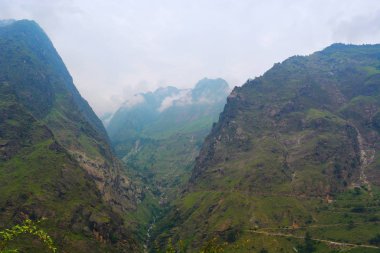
(121, 94), (145, 109)
(156, 84), (229, 112)
(196, 96), (217, 105)
(158, 90), (191, 112)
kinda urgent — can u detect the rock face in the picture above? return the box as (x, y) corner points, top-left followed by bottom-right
(191, 44), (380, 192)
(154, 44), (380, 252)
(107, 78), (230, 198)
(0, 20), (142, 252)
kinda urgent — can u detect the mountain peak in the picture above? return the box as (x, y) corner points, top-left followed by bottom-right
(0, 19), (16, 27)
(192, 78), (230, 103)
(0, 19), (142, 251)
(320, 42), (380, 55)
(0, 19), (43, 34)
(154, 85), (179, 93)
(113, 78), (230, 116)
(194, 77), (229, 90)
(162, 44), (380, 252)
(107, 78), (230, 141)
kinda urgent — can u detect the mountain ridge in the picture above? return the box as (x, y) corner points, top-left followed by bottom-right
(152, 43), (380, 252)
(106, 78), (230, 203)
(0, 19), (143, 252)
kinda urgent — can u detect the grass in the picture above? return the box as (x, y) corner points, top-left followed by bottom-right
(360, 66), (380, 76)
(157, 187), (380, 252)
(306, 108), (346, 125)
(0, 97), (135, 252)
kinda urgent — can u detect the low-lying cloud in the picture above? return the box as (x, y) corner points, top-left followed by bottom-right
(121, 94), (145, 109)
(158, 90), (192, 112)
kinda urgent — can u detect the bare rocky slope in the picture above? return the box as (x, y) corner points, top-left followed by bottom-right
(153, 44), (380, 253)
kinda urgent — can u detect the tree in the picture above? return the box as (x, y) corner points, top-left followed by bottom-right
(347, 220), (355, 230)
(166, 238), (176, 253)
(369, 234), (380, 246)
(297, 232), (316, 253)
(200, 238), (224, 253)
(0, 219), (56, 253)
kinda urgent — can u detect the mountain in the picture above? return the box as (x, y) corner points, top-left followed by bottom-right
(153, 44), (380, 252)
(100, 112), (114, 128)
(106, 78), (230, 198)
(0, 20), (142, 252)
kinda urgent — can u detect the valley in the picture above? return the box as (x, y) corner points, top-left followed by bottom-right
(0, 19), (380, 253)
(149, 44), (380, 252)
(106, 78), (230, 200)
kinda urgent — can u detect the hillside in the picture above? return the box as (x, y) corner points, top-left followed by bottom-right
(0, 20), (142, 252)
(153, 44), (380, 253)
(3, 19), (380, 253)
(107, 78), (230, 199)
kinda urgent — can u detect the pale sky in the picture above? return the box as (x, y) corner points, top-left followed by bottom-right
(1, 0), (380, 115)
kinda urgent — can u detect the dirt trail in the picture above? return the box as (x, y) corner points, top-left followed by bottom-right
(258, 221), (380, 231)
(247, 229), (380, 250)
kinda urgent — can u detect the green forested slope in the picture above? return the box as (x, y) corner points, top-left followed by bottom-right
(153, 44), (380, 253)
(0, 20), (143, 252)
(108, 79), (230, 199)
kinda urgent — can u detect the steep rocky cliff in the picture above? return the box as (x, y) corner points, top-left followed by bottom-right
(0, 20), (142, 252)
(154, 44), (380, 252)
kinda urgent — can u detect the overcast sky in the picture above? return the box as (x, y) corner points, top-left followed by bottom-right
(1, 0), (380, 115)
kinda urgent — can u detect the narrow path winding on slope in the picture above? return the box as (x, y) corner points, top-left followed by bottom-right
(258, 221), (380, 231)
(247, 229), (380, 250)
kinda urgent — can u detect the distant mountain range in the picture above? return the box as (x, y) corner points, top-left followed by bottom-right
(107, 78), (230, 140)
(106, 78), (230, 199)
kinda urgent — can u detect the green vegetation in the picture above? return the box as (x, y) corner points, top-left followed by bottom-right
(2, 20), (380, 253)
(108, 79), (229, 206)
(0, 20), (142, 252)
(150, 44), (380, 252)
(297, 232), (316, 253)
(0, 219), (56, 253)
(369, 234), (380, 246)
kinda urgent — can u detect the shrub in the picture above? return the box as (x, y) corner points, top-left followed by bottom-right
(369, 234), (380, 246)
(0, 219), (56, 253)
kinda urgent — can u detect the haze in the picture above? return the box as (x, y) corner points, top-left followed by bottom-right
(1, 0), (380, 115)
